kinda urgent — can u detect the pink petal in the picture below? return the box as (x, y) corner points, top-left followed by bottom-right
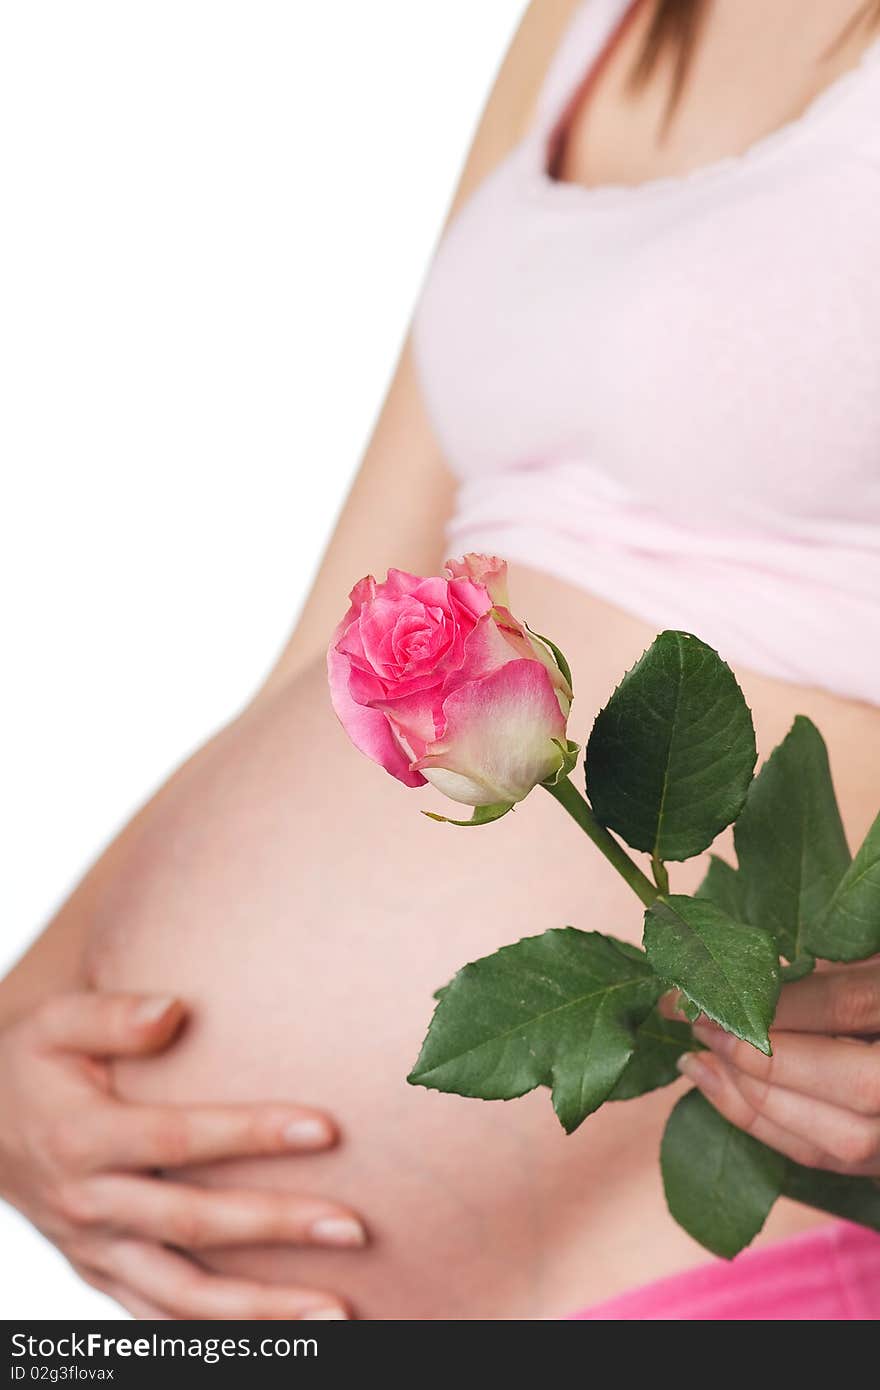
(442, 610), (522, 693)
(382, 570), (454, 610)
(347, 574), (377, 609)
(373, 687), (441, 757)
(359, 595), (422, 670)
(412, 658), (567, 805)
(446, 576), (495, 624)
(347, 664), (392, 705)
(411, 575), (452, 607)
(327, 640), (426, 787)
(444, 554), (510, 608)
(492, 606), (573, 705)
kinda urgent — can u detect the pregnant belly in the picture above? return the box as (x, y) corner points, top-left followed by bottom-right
(87, 567), (874, 1319)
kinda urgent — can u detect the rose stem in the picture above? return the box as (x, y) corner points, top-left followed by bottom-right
(543, 777), (659, 909)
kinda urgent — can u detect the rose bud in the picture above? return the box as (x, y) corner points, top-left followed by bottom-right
(327, 554), (574, 814)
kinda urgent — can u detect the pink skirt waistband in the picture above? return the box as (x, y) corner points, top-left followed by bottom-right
(571, 1222), (880, 1320)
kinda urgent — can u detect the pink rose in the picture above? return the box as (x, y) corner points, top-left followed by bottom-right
(327, 554), (572, 808)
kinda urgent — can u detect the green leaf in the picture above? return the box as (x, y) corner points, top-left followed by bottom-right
(585, 631), (756, 861)
(782, 1161), (880, 1231)
(643, 895), (780, 1053)
(780, 955), (816, 982)
(608, 1009), (698, 1101)
(805, 811), (880, 961)
(662, 1095), (880, 1259)
(697, 855), (746, 919)
(422, 801), (513, 827)
(543, 738), (581, 787)
(661, 1090), (785, 1258)
(408, 928), (662, 1134)
(676, 994), (702, 1023)
(734, 718), (851, 964)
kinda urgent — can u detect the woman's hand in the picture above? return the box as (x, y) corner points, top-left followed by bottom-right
(677, 960), (880, 1175)
(0, 992), (366, 1319)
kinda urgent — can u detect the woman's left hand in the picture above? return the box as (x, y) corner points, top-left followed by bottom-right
(677, 960), (880, 1175)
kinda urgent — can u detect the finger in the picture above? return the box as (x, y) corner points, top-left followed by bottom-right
(34, 993), (186, 1057)
(718, 1058), (880, 1171)
(677, 1052), (880, 1172)
(774, 963), (880, 1035)
(107, 1288), (172, 1321)
(100, 1240), (350, 1320)
(658, 991), (687, 1021)
(86, 1099), (338, 1170)
(82, 1174), (367, 1250)
(694, 1024), (880, 1116)
(72, 1265), (171, 1320)
(677, 1052), (832, 1166)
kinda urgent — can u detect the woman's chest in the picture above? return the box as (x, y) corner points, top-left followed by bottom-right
(413, 145), (880, 531)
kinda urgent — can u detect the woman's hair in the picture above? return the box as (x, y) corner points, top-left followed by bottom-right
(632, 0), (880, 117)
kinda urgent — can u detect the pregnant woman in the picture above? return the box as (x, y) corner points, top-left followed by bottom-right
(3, 0), (880, 1320)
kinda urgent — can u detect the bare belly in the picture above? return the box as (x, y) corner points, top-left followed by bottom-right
(87, 566), (880, 1319)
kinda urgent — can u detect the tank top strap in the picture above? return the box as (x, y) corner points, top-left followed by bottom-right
(533, 0), (635, 134)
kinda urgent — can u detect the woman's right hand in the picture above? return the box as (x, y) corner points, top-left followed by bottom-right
(0, 992), (365, 1319)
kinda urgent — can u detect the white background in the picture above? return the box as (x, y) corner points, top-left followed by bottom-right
(1, 0), (526, 1319)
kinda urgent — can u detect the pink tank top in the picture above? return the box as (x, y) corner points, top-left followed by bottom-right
(414, 0), (880, 1318)
(412, 0), (880, 705)
(572, 1220), (880, 1320)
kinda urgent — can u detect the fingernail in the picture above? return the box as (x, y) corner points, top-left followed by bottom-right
(311, 1217), (367, 1248)
(301, 1307), (349, 1320)
(134, 997), (176, 1026)
(657, 992), (681, 1020)
(693, 1022), (735, 1056)
(676, 1052), (722, 1096)
(664, 992), (698, 1023)
(283, 1117), (331, 1148)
